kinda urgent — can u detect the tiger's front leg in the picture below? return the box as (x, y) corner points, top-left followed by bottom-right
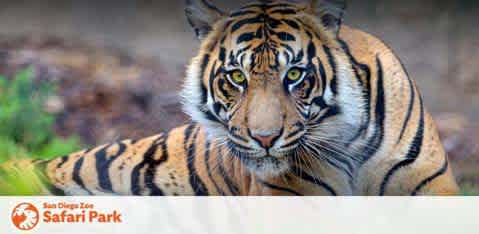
(44, 125), (217, 196)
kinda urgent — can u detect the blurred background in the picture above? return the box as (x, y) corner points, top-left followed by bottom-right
(0, 0), (477, 194)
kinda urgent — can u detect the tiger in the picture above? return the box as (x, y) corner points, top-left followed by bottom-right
(0, 0), (459, 196)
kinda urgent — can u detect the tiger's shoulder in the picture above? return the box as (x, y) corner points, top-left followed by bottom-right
(339, 25), (459, 195)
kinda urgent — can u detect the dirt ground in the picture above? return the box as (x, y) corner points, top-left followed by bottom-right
(0, 0), (478, 194)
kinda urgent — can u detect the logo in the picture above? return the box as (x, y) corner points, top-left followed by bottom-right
(11, 203), (40, 231)
(9, 201), (122, 231)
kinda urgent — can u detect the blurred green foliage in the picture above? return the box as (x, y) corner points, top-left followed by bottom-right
(0, 68), (82, 163)
(0, 68), (84, 195)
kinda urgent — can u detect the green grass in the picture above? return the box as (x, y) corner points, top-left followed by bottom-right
(0, 68), (83, 162)
(0, 161), (48, 195)
(0, 68), (84, 195)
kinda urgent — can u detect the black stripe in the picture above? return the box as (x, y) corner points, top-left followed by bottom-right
(212, 102), (224, 119)
(240, 54), (246, 68)
(267, 3), (297, 9)
(379, 90), (424, 196)
(359, 56), (386, 161)
(270, 9), (297, 15)
(199, 54), (210, 105)
(291, 166), (337, 195)
(276, 32), (295, 41)
(411, 159), (449, 196)
(208, 62), (217, 102)
(237, 32), (256, 43)
(259, 180), (303, 196)
(218, 48), (226, 62)
(265, 16), (281, 28)
(185, 125), (209, 195)
(291, 49), (304, 64)
(56, 156), (69, 168)
(282, 19), (300, 29)
(144, 137), (169, 196)
(317, 58), (328, 95)
(184, 124), (197, 148)
(322, 46), (338, 95)
(130, 136), (163, 195)
(230, 50), (239, 64)
(397, 71), (415, 143)
(312, 97), (328, 109)
(307, 41), (316, 62)
(204, 140), (225, 195)
(72, 157), (92, 195)
(218, 148), (240, 195)
(230, 10), (257, 17)
(96, 143), (126, 192)
(239, 3), (265, 10)
(231, 15), (264, 33)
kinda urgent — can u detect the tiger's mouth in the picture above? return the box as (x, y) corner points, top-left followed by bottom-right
(228, 142), (292, 177)
(237, 155), (291, 178)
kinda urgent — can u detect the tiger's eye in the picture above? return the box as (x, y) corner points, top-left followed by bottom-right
(287, 68), (303, 81)
(230, 70), (246, 84)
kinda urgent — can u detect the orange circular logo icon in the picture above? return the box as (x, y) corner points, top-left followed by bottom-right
(11, 203), (40, 231)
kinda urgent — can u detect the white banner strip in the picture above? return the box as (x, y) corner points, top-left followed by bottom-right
(1, 197), (478, 234)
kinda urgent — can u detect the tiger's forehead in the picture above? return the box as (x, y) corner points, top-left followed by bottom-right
(217, 2), (314, 74)
(226, 1), (307, 39)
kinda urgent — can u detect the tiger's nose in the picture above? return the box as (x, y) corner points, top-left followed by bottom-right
(249, 130), (282, 149)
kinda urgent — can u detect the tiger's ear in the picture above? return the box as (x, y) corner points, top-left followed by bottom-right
(308, 0), (347, 35)
(185, 0), (225, 40)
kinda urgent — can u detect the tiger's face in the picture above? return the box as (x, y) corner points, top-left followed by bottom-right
(182, 0), (364, 178)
